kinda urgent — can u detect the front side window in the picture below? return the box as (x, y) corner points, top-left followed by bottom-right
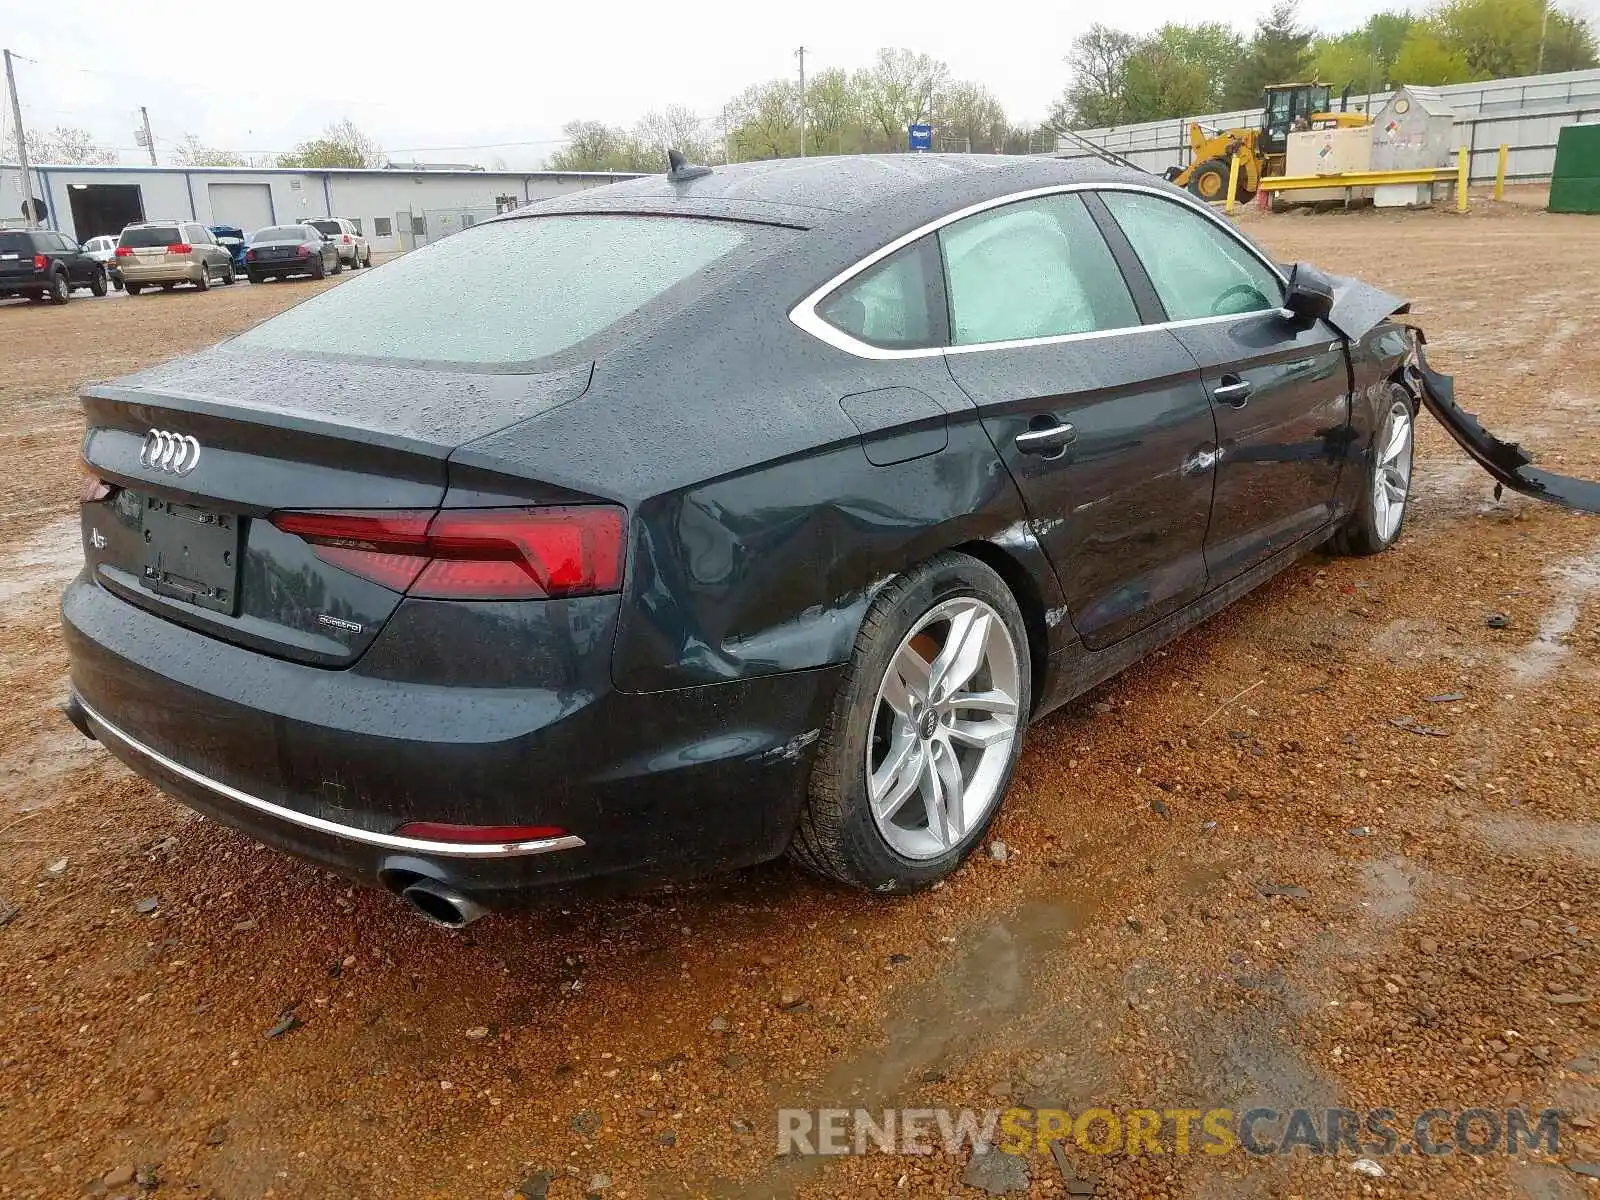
(233, 214), (770, 368)
(816, 237), (941, 350)
(1100, 191), (1282, 321)
(939, 193), (1139, 346)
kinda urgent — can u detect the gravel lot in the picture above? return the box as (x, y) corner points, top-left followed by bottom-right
(2, 204), (1600, 1200)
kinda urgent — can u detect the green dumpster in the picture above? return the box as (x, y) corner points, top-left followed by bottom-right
(1549, 122), (1600, 214)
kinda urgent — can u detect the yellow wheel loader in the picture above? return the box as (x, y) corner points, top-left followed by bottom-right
(1166, 83), (1371, 204)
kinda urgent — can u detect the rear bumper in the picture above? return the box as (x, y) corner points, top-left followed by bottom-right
(121, 261), (202, 285)
(61, 572), (840, 907)
(248, 259), (319, 277)
(0, 271), (49, 293)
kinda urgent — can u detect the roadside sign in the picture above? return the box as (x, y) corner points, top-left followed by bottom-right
(908, 124), (933, 152)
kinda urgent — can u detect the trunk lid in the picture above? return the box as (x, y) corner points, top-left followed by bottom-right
(79, 346), (593, 666)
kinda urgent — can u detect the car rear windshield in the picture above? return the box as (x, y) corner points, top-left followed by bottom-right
(306, 220), (341, 235)
(120, 227), (183, 248)
(0, 232), (34, 255)
(233, 215), (772, 368)
(250, 227), (310, 243)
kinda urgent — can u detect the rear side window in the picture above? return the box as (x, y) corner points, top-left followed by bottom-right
(816, 237), (942, 350)
(0, 232), (33, 255)
(940, 193), (1139, 346)
(1099, 191), (1282, 320)
(234, 215), (766, 368)
(120, 226), (182, 248)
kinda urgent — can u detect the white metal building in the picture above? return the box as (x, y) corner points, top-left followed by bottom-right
(0, 164), (644, 251)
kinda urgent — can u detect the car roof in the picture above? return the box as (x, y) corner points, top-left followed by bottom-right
(513, 154), (1155, 230)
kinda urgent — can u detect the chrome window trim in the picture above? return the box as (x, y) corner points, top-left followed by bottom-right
(75, 694), (587, 860)
(788, 180), (1291, 361)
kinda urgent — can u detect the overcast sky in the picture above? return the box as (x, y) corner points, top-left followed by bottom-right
(4, 0), (1596, 169)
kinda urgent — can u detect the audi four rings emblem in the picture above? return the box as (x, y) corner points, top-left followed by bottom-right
(139, 430), (202, 475)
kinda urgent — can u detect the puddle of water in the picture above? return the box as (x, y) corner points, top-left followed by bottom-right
(0, 516), (82, 616)
(1508, 548), (1600, 684)
(1359, 857), (1429, 923)
(1471, 813), (1600, 864)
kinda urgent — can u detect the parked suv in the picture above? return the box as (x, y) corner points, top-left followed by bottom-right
(301, 217), (370, 269)
(0, 230), (108, 304)
(115, 222), (236, 294)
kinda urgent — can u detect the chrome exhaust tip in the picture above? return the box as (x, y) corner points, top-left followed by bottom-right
(398, 878), (489, 930)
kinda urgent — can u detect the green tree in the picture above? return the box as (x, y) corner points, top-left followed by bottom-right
(1435, 0), (1541, 76)
(276, 119), (383, 168)
(1148, 22), (1248, 110)
(25, 125), (116, 165)
(1228, 0), (1315, 107)
(729, 80), (801, 160)
(937, 80), (1009, 151)
(1544, 9), (1600, 72)
(804, 67), (867, 155)
(1122, 46), (1212, 121)
(174, 134), (246, 167)
(631, 105), (714, 165)
(1391, 24), (1475, 83)
(857, 48), (949, 148)
(1054, 23), (1139, 127)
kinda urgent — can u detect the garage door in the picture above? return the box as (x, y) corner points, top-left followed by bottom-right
(207, 183), (274, 232)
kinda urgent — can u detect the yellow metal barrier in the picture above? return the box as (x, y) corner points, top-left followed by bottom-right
(1259, 155), (1470, 211)
(1495, 144), (1509, 200)
(1225, 156), (1242, 215)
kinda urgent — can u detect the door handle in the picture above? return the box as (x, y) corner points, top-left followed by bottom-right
(1212, 376), (1253, 407)
(1014, 420), (1077, 457)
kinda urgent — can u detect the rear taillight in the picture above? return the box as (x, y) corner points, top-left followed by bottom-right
(270, 506), (626, 599)
(296, 245), (311, 257)
(342, 234), (351, 243)
(166, 243), (191, 254)
(32, 254), (46, 270)
(114, 246), (133, 257)
(245, 249), (256, 261)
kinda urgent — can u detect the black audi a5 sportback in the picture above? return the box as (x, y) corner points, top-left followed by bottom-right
(63, 155), (1420, 927)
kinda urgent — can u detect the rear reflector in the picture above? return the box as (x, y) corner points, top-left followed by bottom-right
(394, 821), (570, 844)
(270, 506), (626, 600)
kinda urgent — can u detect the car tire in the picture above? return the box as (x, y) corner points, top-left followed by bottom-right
(195, 264), (211, 292)
(1330, 382), (1416, 557)
(161, 283), (175, 291)
(111, 276), (124, 292)
(48, 271), (71, 304)
(223, 264), (236, 285)
(789, 551), (1031, 892)
(331, 254), (343, 275)
(311, 258), (327, 280)
(362, 248), (371, 267)
(90, 268), (108, 298)
(126, 283), (143, 296)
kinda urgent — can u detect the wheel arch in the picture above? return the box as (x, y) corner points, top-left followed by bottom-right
(950, 539), (1051, 717)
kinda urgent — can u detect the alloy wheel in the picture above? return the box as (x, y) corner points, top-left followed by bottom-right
(865, 598), (1021, 860)
(1372, 399), (1413, 543)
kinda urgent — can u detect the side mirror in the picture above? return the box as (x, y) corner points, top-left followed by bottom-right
(1283, 262), (1335, 322)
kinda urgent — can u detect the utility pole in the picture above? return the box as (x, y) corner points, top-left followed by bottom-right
(4, 49), (35, 228)
(1537, 0), (1551, 73)
(796, 45), (806, 158)
(139, 106), (157, 166)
